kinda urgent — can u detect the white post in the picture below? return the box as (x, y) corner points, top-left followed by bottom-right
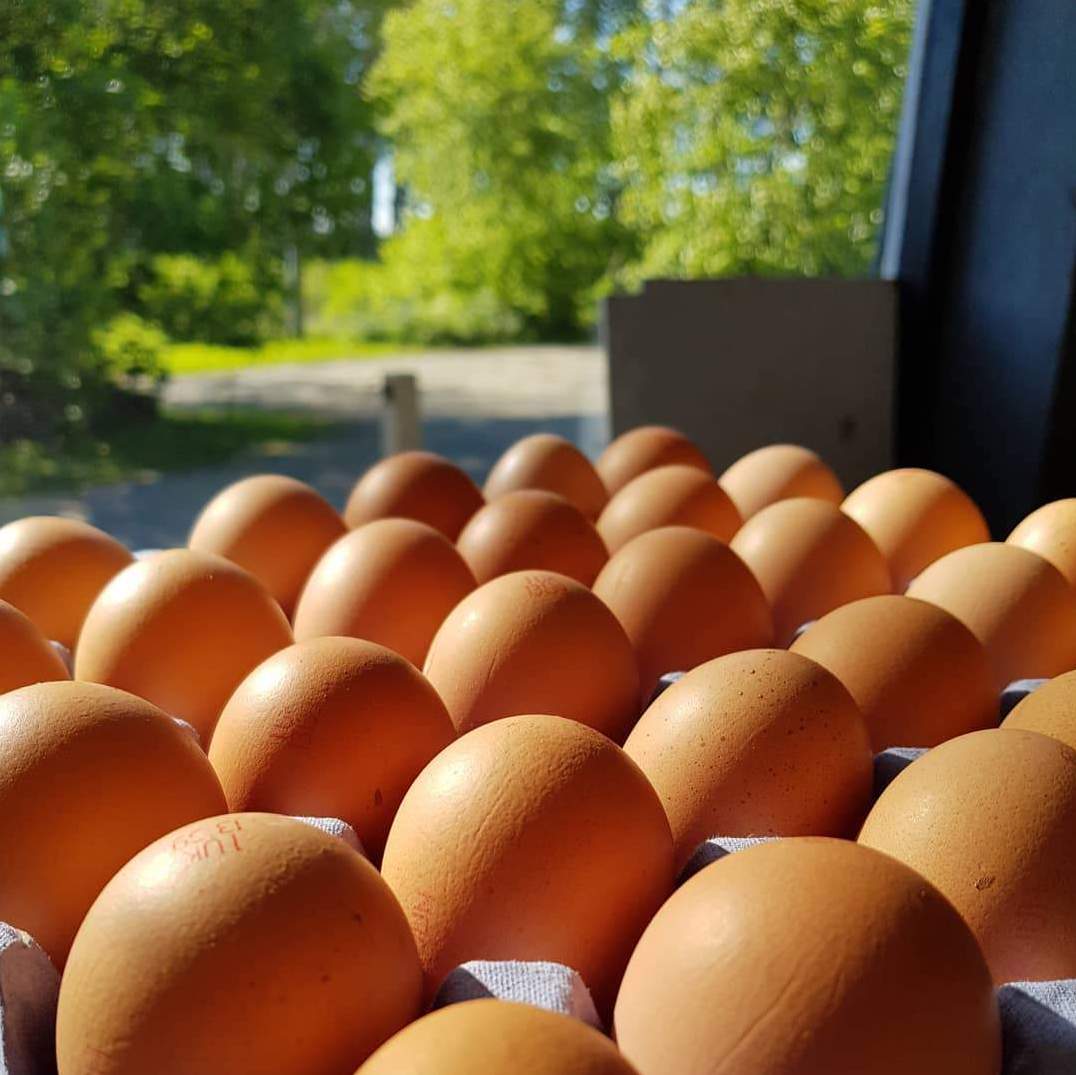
(381, 373), (421, 455)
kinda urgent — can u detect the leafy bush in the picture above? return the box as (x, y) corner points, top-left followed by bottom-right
(304, 256), (524, 345)
(138, 254), (283, 346)
(91, 313), (169, 384)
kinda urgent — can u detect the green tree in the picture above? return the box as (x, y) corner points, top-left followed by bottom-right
(609, 0), (914, 282)
(1, 0), (386, 436)
(370, 0), (638, 338)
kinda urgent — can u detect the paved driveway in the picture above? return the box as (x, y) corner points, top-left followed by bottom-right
(0, 346), (609, 549)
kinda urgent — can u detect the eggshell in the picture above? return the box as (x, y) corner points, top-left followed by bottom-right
(592, 527), (774, 704)
(1002, 669), (1076, 750)
(791, 595), (996, 749)
(381, 714), (674, 1016)
(0, 680), (226, 965)
(842, 468), (990, 591)
(75, 549), (293, 740)
(906, 542), (1076, 688)
(729, 497), (892, 646)
(596, 426), (711, 496)
(456, 489), (608, 586)
(0, 598), (69, 695)
(357, 999), (640, 1075)
(344, 451), (484, 539)
(188, 474), (346, 617)
(56, 813), (421, 1075)
(718, 443), (844, 520)
(209, 637), (455, 862)
(613, 838), (1000, 1075)
(1007, 498), (1076, 587)
(596, 466), (741, 554)
(293, 519), (476, 667)
(624, 650), (872, 868)
(0, 516), (133, 648)
(859, 728), (1076, 982)
(484, 433), (607, 521)
(423, 571), (639, 740)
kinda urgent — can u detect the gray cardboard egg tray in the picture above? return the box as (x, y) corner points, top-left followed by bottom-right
(2, 681), (1071, 1074)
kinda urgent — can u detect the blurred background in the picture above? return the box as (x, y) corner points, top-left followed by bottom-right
(1, 0), (918, 544)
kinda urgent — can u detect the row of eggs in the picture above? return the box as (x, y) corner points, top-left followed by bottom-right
(1, 428), (1075, 1072)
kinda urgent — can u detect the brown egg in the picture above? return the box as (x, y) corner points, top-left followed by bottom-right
(730, 498), (892, 646)
(1003, 669), (1076, 750)
(209, 637), (455, 862)
(357, 1000), (640, 1075)
(718, 443), (844, 520)
(1008, 498), (1076, 587)
(614, 838), (1000, 1075)
(381, 714), (674, 1016)
(842, 468), (990, 591)
(859, 728), (1076, 982)
(75, 549), (293, 740)
(293, 519), (476, 667)
(624, 650), (872, 869)
(456, 489), (608, 586)
(596, 466), (742, 554)
(0, 681), (226, 965)
(792, 595), (996, 749)
(592, 527), (774, 703)
(56, 813), (422, 1074)
(484, 433), (607, 521)
(596, 426), (712, 497)
(0, 598), (69, 695)
(188, 474), (346, 617)
(423, 571), (639, 740)
(0, 516), (133, 648)
(344, 451), (484, 539)
(906, 542), (1076, 688)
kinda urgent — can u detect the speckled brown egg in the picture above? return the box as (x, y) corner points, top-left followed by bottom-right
(1003, 670), (1076, 751)
(293, 519), (476, 668)
(0, 598), (69, 695)
(0, 680), (226, 965)
(596, 426), (712, 497)
(1008, 499), (1076, 587)
(906, 542), (1076, 688)
(859, 728), (1076, 983)
(456, 489), (608, 586)
(624, 650), (872, 869)
(209, 637), (454, 862)
(381, 714), (674, 1017)
(718, 443), (844, 520)
(792, 595), (996, 750)
(188, 474), (346, 617)
(56, 813), (422, 1075)
(842, 469), (990, 591)
(75, 549), (293, 740)
(614, 838), (1000, 1075)
(730, 498), (892, 646)
(592, 527), (774, 704)
(596, 466), (742, 554)
(357, 1000), (641, 1075)
(483, 434), (607, 521)
(0, 516), (133, 649)
(423, 571), (639, 740)
(344, 451), (484, 539)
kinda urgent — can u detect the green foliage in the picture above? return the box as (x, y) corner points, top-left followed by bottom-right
(161, 336), (400, 375)
(91, 313), (170, 384)
(304, 257), (524, 344)
(370, 0), (638, 339)
(138, 254), (281, 346)
(609, 0), (914, 281)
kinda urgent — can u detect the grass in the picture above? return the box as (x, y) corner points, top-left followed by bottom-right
(0, 409), (334, 499)
(162, 336), (410, 375)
